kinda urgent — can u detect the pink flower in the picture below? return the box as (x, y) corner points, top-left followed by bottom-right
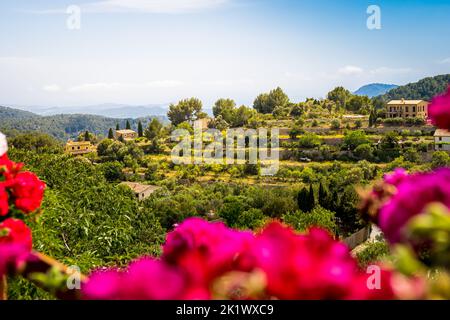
(429, 86), (450, 130)
(379, 168), (450, 244)
(383, 168), (408, 186)
(163, 218), (254, 285)
(250, 223), (361, 299)
(82, 269), (123, 300)
(0, 243), (30, 277)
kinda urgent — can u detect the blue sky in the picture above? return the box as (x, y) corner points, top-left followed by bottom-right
(0, 0), (449, 107)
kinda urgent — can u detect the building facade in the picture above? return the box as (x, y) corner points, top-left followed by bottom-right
(65, 140), (95, 155)
(116, 129), (138, 141)
(119, 182), (160, 201)
(386, 99), (429, 119)
(434, 129), (450, 151)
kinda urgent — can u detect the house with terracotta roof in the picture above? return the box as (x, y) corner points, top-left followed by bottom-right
(386, 99), (429, 119)
(434, 129), (450, 151)
(119, 182), (160, 201)
(116, 129), (138, 141)
(65, 140), (95, 155)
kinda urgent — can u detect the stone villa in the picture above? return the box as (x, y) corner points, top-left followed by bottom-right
(119, 182), (160, 201)
(434, 129), (450, 151)
(65, 140), (95, 156)
(116, 129), (138, 141)
(386, 99), (429, 119)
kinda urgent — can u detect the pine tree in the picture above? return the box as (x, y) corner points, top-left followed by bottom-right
(118, 135), (125, 143)
(126, 120), (131, 130)
(116, 123), (120, 131)
(108, 128), (114, 139)
(138, 121), (143, 137)
(84, 131), (90, 142)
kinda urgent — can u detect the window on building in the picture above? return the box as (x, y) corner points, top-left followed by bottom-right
(440, 137), (443, 141)
(405, 107), (409, 112)
(413, 106), (416, 113)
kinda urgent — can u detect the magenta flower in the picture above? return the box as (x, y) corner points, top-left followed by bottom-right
(0, 243), (30, 277)
(380, 168), (450, 244)
(383, 168), (408, 187)
(429, 86), (450, 130)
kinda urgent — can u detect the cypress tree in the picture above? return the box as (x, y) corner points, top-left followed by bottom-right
(138, 121), (143, 137)
(116, 123), (120, 131)
(297, 187), (309, 212)
(108, 128), (114, 139)
(126, 120), (131, 130)
(84, 130), (90, 142)
(308, 184), (315, 212)
(318, 181), (330, 209)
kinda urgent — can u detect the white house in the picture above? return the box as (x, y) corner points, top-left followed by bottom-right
(434, 129), (450, 151)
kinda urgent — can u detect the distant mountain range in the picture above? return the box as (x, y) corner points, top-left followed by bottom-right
(354, 83), (398, 97)
(0, 106), (166, 141)
(9, 103), (170, 119)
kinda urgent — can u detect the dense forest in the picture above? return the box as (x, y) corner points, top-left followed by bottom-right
(0, 106), (165, 140)
(380, 74), (450, 101)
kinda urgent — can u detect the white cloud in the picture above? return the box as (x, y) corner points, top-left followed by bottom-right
(369, 67), (412, 75)
(68, 80), (184, 93)
(28, 0), (230, 14)
(338, 65), (364, 76)
(439, 57), (450, 64)
(43, 84), (61, 92)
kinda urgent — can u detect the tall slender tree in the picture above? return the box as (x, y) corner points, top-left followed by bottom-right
(126, 120), (131, 130)
(108, 128), (114, 139)
(138, 121), (143, 137)
(308, 184), (315, 212)
(116, 123), (120, 131)
(318, 181), (330, 209)
(84, 131), (90, 142)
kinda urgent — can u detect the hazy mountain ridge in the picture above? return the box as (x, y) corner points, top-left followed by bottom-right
(0, 106), (166, 141)
(354, 83), (398, 97)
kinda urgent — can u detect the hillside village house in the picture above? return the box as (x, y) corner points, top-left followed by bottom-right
(386, 99), (429, 119)
(65, 140), (95, 155)
(116, 129), (138, 141)
(119, 182), (160, 201)
(434, 129), (450, 151)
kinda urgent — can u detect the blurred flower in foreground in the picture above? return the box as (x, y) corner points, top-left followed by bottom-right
(429, 86), (450, 130)
(83, 219), (396, 300)
(0, 132), (7, 157)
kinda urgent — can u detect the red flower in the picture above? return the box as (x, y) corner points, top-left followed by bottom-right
(10, 172), (46, 214)
(0, 218), (33, 250)
(429, 86), (450, 130)
(0, 154), (23, 180)
(0, 185), (8, 216)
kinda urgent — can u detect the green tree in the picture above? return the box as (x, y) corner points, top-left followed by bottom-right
(138, 121), (143, 137)
(213, 98), (236, 124)
(167, 98), (203, 126)
(432, 151), (450, 169)
(283, 206), (337, 235)
(354, 144), (374, 160)
(318, 181), (330, 210)
(297, 186), (314, 213)
(145, 118), (163, 140)
(253, 87), (289, 114)
(125, 120), (131, 130)
(108, 128), (114, 139)
(343, 130), (370, 150)
(327, 87), (352, 109)
(403, 148), (420, 163)
(331, 119), (341, 130)
(84, 130), (90, 142)
(116, 123), (120, 131)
